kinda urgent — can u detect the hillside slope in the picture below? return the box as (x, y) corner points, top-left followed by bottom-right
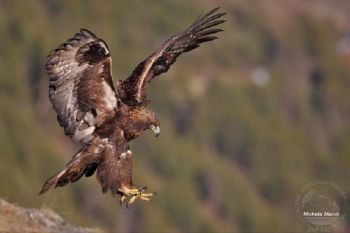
(0, 198), (99, 233)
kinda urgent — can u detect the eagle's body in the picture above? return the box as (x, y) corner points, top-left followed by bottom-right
(40, 8), (225, 206)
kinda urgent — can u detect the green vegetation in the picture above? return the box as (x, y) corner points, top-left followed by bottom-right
(1, 0), (350, 232)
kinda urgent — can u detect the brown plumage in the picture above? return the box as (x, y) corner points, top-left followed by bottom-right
(40, 8), (225, 206)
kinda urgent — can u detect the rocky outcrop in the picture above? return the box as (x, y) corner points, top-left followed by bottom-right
(0, 198), (100, 233)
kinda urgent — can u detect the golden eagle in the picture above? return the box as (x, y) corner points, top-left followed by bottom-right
(40, 8), (225, 206)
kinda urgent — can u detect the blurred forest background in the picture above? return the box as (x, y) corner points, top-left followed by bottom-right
(1, 0), (350, 232)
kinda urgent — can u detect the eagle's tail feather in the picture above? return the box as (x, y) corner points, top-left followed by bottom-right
(39, 139), (105, 195)
(39, 170), (67, 195)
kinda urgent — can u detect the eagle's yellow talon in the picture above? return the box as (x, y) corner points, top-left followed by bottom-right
(120, 195), (127, 206)
(128, 195), (138, 205)
(119, 186), (155, 207)
(140, 192), (154, 197)
(131, 191), (155, 203)
(127, 188), (141, 195)
(140, 196), (151, 201)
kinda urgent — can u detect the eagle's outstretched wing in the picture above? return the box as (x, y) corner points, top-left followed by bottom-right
(46, 29), (119, 143)
(119, 7), (225, 105)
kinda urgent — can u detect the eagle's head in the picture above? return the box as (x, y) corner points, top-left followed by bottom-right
(129, 107), (160, 138)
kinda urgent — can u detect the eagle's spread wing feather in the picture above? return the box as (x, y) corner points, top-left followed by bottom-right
(46, 29), (118, 143)
(119, 7), (225, 105)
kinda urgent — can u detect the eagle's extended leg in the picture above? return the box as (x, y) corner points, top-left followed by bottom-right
(116, 150), (156, 207)
(98, 145), (156, 207)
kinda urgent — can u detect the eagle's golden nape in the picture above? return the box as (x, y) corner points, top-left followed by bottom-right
(40, 7), (225, 207)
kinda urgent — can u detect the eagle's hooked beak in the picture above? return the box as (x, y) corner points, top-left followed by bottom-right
(149, 124), (160, 137)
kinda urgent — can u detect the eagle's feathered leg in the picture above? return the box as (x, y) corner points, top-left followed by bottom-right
(39, 138), (106, 195)
(97, 144), (155, 207)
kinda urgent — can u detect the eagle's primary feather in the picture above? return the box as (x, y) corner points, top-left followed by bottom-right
(119, 7), (225, 105)
(40, 8), (225, 206)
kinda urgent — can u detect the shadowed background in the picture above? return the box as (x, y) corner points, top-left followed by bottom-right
(1, 0), (350, 232)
